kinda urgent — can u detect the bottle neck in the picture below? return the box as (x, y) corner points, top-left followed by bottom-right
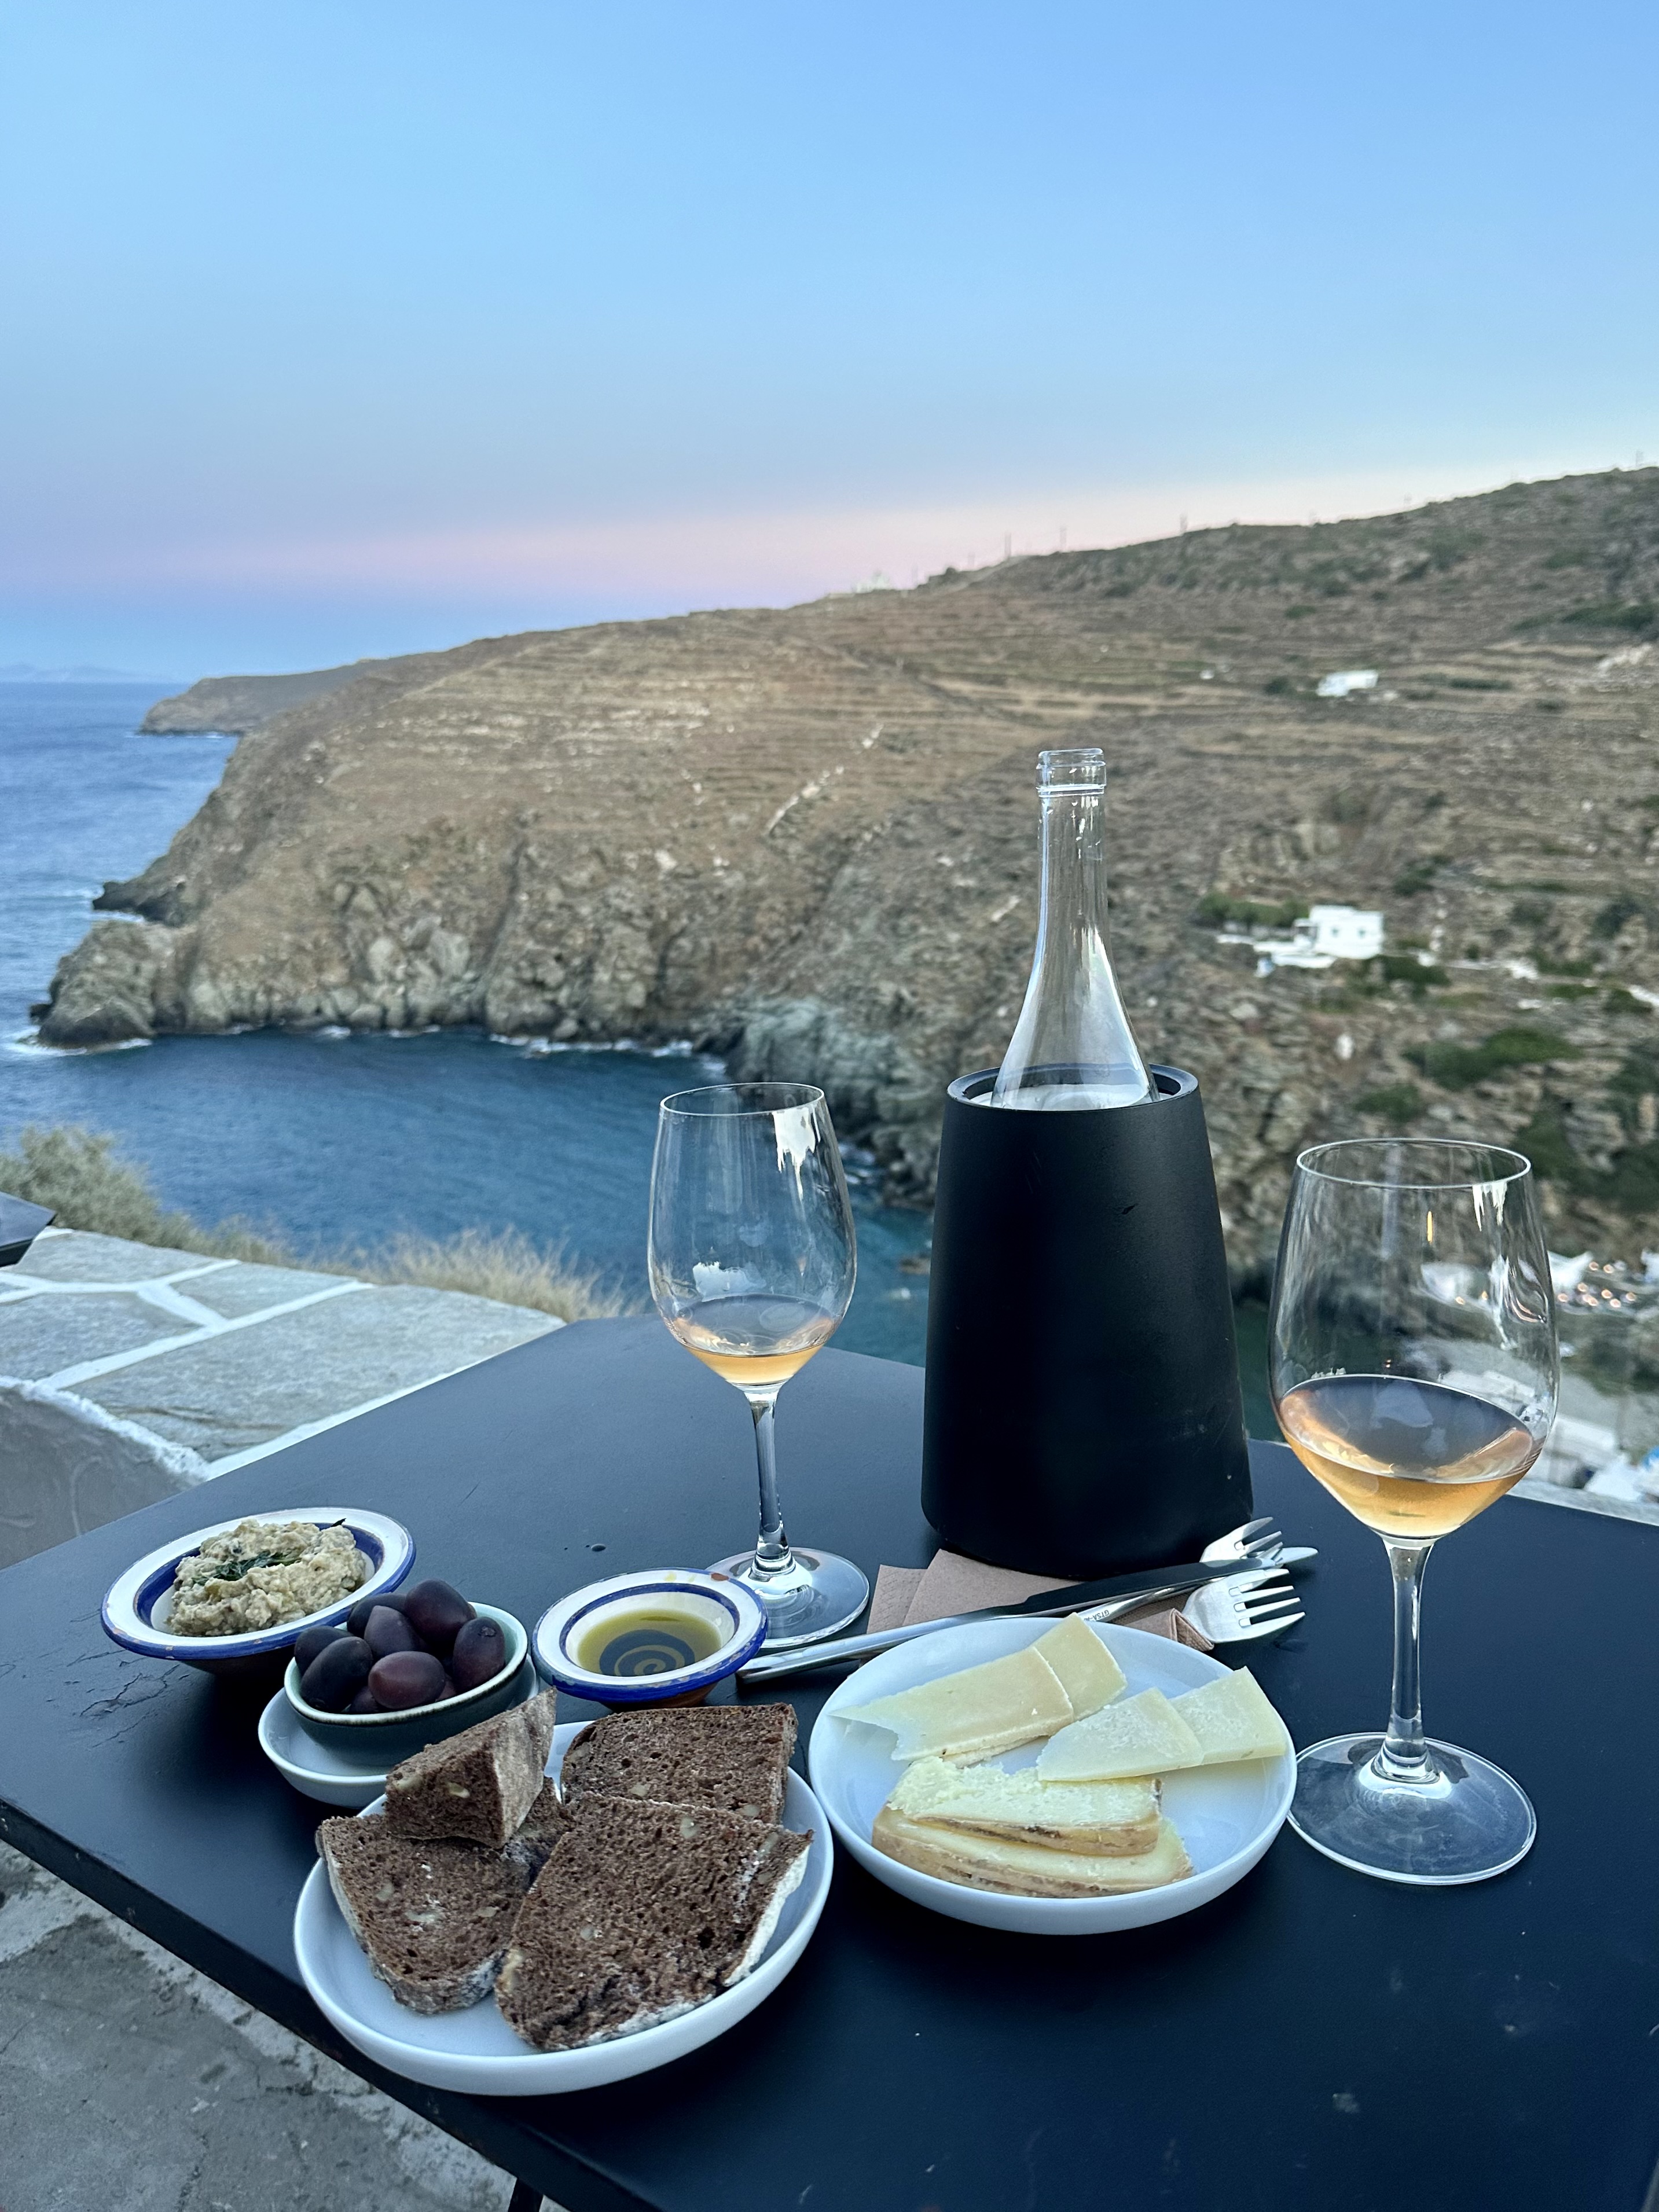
(1036, 787), (1113, 979)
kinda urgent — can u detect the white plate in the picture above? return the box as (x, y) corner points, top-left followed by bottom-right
(293, 1722), (834, 2093)
(260, 1658), (542, 1808)
(808, 1618), (1294, 1935)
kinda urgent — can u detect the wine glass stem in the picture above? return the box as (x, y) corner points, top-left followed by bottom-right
(746, 1391), (794, 1577)
(1377, 1537), (1434, 1781)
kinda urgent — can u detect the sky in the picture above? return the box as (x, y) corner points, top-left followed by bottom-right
(3, 0), (1657, 678)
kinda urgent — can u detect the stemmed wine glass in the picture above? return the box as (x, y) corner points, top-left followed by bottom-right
(1269, 1138), (1557, 1884)
(648, 1082), (869, 1647)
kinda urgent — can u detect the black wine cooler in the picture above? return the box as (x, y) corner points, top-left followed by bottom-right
(921, 1064), (1253, 1578)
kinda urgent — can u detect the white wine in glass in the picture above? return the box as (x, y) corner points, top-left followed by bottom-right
(649, 1083), (868, 1647)
(1271, 1139), (1557, 1885)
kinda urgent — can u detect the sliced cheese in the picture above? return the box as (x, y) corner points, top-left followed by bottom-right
(1172, 1668), (1291, 1765)
(838, 1646), (1074, 1761)
(885, 1755), (1159, 1857)
(872, 1806), (1192, 1897)
(1031, 1614), (1126, 1720)
(1036, 1687), (1204, 1783)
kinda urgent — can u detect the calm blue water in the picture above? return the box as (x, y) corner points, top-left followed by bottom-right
(0, 685), (931, 1361)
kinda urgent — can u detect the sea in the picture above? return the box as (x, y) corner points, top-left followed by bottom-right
(0, 683), (934, 1365)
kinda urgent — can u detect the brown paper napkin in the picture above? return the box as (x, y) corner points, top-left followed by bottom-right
(869, 1549), (1213, 1652)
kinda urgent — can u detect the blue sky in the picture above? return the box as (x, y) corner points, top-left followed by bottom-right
(4, 0), (1656, 675)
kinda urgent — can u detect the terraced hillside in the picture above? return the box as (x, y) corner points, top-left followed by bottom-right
(42, 466), (1659, 1276)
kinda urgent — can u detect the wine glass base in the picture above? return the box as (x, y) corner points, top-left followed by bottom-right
(707, 1549), (869, 1648)
(1289, 1733), (1536, 1886)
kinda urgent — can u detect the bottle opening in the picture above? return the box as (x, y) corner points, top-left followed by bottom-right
(1037, 747), (1107, 796)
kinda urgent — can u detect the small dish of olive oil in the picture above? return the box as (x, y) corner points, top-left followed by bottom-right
(535, 1568), (769, 1707)
(575, 1605), (725, 1680)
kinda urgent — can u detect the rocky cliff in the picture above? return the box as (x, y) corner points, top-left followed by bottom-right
(43, 468), (1659, 1277)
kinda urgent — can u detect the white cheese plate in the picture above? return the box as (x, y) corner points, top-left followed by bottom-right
(293, 1721), (832, 2093)
(808, 1619), (1294, 1935)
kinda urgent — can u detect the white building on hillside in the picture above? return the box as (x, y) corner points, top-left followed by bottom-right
(1316, 669), (1378, 698)
(1218, 902), (1386, 973)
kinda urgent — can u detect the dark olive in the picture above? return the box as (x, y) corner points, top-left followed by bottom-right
(299, 1634), (373, 1712)
(449, 1615), (507, 1692)
(347, 1588), (410, 1638)
(401, 1579), (475, 1655)
(364, 1605), (421, 1659)
(346, 1686), (381, 1714)
(293, 1622), (348, 1672)
(366, 1650), (449, 1710)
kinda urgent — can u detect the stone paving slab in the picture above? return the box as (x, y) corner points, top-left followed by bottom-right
(186, 1260), (357, 1318)
(0, 1843), (528, 2212)
(76, 1284), (556, 1460)
(0, 1290), (183, 1380)
(10, 1231), (222, 1282)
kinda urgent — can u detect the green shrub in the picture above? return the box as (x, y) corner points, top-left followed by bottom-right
(1427, 527), (1484, 570)
(1593, 894), (1649, 940)
(1195, 891), (1302, 929)
(1561, 600), (1659, 636)
(0, 1123), (634, 1322)
(1354, 1082), (1422, 1126)
(1414, 1026), (1580, 1090)
(1393, 857), (1441, 898)
(1283, 604), (1312, 620)
(1606, 988), (1649, 1016)
(1262, 674), (1296, 696)
(1378, 954), (1449, 991)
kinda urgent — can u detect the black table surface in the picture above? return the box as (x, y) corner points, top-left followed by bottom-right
(3, 1315), (1658, 2212)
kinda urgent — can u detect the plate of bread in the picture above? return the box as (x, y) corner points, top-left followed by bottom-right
(294, 1690), (832, 2092)
(809, 1614), (1294, 1933)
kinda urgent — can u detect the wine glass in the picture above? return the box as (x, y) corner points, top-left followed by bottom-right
(648, 1082), (868, 1647)
(1269, 1138), (1557, 1884)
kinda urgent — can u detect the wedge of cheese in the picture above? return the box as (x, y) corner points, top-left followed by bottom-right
(1030, 1614), (1126, 1720)
(838, 1646), (1074, 1762)
(1172, 1669), (1291, 1764)
(872, 1806), (1192, 1898)
(885, 1755), (1160, 1857)
(1035, 1688), (1203, 1783)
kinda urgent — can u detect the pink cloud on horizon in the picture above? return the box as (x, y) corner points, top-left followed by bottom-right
(5, 452), (1616, 618)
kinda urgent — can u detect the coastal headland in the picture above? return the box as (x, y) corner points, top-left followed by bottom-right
(38, 469), (1659, 1277)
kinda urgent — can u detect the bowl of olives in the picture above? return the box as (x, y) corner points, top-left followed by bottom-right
(283, 1580), (531, 1763)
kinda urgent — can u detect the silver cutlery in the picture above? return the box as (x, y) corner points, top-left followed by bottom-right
(739, 1516), (1313, 1683)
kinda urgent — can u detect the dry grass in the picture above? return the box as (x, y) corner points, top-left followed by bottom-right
(343, 1226), (633, 1322)
(0, 1124), (635, 1322)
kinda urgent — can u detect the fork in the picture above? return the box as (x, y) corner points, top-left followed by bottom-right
(1158, 1570), (1302, 1645)
(1201, 1515), (1317, 1572)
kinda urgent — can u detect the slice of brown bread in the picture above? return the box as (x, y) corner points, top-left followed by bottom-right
(383, 1689), (557, 1847)
(495, 1796), (811, 2052)
(558, 1703), (797, 1823)
(317, 1814), (532, 2013)
(500, 1779), (568, 1876)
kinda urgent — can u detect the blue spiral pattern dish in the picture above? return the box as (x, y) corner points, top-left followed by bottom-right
(534, 1568), (767, 1706)
(101, 1506), (415, 1677)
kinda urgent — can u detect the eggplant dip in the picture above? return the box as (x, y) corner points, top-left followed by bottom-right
(167, 1519), (369, 1637)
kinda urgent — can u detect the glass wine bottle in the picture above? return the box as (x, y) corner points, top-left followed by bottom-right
(988, 747), (1154, 1109)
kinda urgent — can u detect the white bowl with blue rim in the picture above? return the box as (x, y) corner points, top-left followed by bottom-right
(101, 1507), (414, 1681)
(534, 1569), (767, 1707)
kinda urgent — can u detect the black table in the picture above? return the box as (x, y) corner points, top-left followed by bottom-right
(3, 1316), (1658, 2212)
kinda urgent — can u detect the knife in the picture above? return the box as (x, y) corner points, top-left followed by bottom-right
(738, 1550), (1298, 1683)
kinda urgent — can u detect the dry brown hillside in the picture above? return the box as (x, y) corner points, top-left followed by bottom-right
(41, 466), (1659, 1278)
